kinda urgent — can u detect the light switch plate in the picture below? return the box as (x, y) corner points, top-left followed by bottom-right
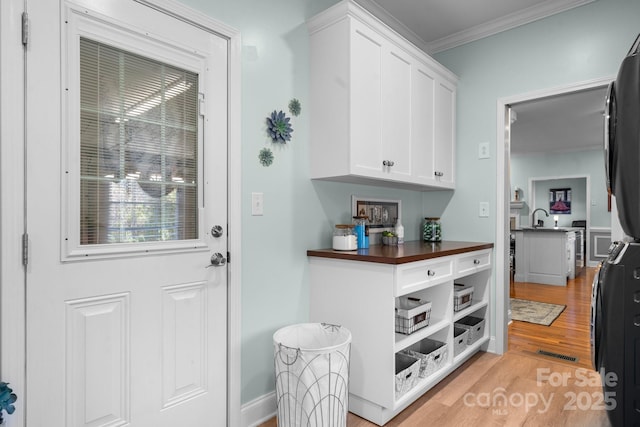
(251, 192), (264, 216)
(479, 142), (490, 159)
(479, 202), (489, 217)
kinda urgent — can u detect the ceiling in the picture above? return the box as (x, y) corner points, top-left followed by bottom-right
(354, 0), (604, 155)
(356, 0), (595, 53)
(510, 87), (607, 156)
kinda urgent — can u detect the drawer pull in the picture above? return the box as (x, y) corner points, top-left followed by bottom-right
(427, 270), (436, 277)
(473, 259), (481, 265)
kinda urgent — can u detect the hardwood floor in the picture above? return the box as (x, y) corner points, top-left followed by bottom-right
(509, 266), (597, 370)
(260, 267), (610, 426)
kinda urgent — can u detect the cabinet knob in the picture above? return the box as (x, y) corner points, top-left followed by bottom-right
(383, 160), (395, 167)
(473, 259), (481, 265)
(427, 270), (436, 277)
(434, 171), (444, 177)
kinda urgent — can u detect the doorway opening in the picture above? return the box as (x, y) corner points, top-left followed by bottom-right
(495, 77), (613, 359)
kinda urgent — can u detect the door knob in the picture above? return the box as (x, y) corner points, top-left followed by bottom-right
(211, 225), (223, 238)
(206, 252), (226, 268)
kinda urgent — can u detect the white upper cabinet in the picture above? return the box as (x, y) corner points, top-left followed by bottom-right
(307, 0), (458, 191)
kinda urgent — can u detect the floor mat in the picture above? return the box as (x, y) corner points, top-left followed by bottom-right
(510, 298), (566, 326)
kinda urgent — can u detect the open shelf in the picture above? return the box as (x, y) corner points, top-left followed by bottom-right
(453, 300), (488, 322)
(394, 318), (448, 352)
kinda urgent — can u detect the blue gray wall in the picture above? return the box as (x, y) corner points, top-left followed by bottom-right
(177, 0), (452, 404)
(178, 0), (640, 406)
(433, 0), (639, 243)
(511, 149), (611, 227)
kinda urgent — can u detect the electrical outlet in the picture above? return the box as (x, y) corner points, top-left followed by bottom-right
(479, 202), (489, 217)
(479, 142), (490, 159)
(251, 192), (264, 216)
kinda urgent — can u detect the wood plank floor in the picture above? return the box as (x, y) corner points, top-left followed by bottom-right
(260, 267), (611, 426)
(509, 266), (597, 370)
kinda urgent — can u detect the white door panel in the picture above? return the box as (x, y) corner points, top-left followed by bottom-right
(26, 1), (228, 426)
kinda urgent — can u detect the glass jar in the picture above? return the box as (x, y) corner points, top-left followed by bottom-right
(333, 224), (357, 250)
(423, 217), (442, 242)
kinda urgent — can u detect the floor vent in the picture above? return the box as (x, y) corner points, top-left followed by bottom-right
(537, 349), (578, 363)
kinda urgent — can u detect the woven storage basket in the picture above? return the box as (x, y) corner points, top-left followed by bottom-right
(455, 316), (485, 345)
(453, 327), (469, 356)
(401, 338), (448, 378)
(395, 352), (420, 398)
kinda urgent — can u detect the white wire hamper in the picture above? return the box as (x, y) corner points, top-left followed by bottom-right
(273, 323), (352, 427)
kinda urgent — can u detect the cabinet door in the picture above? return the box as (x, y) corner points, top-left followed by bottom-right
(350, 23), (384, 176)
(411, 65), (436, 183)
(381, 48), (412, 179)
(434, 80), (456, 186)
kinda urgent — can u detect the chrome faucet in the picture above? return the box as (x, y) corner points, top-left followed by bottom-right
(531, 208), (549, 227)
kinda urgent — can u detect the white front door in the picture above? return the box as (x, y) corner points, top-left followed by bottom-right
(26, 1), (228, 425)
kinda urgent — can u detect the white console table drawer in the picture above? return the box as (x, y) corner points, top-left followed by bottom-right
(396, 257), (454, 296)
(456, 249), (491, 277)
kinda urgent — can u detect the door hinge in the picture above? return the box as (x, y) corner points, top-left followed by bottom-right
(21, 12), (29, 47)
(226, 251), (230, 264)
(22, 233), (29, 266)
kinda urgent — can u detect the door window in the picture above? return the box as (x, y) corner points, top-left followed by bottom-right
(79, 38), (199, 245)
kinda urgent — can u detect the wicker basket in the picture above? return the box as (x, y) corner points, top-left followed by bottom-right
(455, 316), (485, 345)
(395, 297), (432, 335)
(395, 352), (420, 398)
(401, 338), (448, 378)
(453, 283), (474, 312)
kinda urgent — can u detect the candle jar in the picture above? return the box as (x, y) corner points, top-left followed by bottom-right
(423, 217), (442, 242)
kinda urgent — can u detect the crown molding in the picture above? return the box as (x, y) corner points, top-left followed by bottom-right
(355, 0), (595, 55)
(428, 0), (596, 53)
(353, 0), (431, 53)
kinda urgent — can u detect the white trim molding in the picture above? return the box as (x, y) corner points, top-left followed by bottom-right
(355, 0), (595, 54)
(240, 392), (276, 427)
(495, 76), (614, 358)
(428, 0), (595, 53)
(1, 1), (27, 426)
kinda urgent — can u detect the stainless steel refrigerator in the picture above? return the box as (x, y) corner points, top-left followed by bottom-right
(592, 33), (640, 427)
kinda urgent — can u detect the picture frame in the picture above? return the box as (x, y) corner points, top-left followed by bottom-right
(549, 188), (571, 214)
(351, 196), (401, 234)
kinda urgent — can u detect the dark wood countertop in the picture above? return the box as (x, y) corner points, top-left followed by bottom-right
(307, 240), (494, 265)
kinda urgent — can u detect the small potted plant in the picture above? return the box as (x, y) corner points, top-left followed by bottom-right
(381, 230), (398, 246)
(0, 382), (17, 425)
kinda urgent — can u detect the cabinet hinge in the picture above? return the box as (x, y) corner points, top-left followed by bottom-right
(226, 251), (230, 264)
(22, 233), (29, 266)
(21, 12), (29, 47)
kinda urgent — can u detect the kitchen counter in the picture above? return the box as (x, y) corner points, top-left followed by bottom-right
(513, 228), (577, 285)
(516, 226), (583, 232)
(307, 240), (494, 264)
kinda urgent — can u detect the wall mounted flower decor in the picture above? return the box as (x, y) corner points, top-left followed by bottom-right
(266, 110), (293, 143)
(0, 382), (17, 425)
(288, 98), (301, 117)
(258, 147), (274, 167)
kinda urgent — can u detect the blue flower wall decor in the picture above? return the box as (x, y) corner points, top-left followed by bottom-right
(266, 110), (293, 143)
(258, 148), (274, 167)
(288, 98), (301, 117)
(0, 382), (17, 424)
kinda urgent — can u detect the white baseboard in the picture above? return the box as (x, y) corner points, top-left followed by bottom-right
(240, 391), (276, 427)
(486, 336), (497, 354)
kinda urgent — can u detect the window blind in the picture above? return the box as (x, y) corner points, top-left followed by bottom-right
(79, 37), (199, 245)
